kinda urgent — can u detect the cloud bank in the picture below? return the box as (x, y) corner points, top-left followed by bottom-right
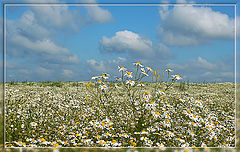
(158, 5), (235, 46)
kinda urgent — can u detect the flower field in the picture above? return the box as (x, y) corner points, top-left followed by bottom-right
(5, 63), (236, 148)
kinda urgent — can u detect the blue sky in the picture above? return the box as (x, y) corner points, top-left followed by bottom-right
(3, 0), (239, 82)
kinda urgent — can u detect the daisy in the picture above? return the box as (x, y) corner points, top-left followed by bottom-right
(137, 82), (145, 86)
(146, 66), (153, 72)
(126, 80), (135, 86)
(144, 91), (151, 99)
(181, 143), (190, 147)
(166, 131), (175, 137)
(140, 130), (149, 135)
(30, 122), (37, 127)
(189, 131), (195, 137)
(140, 137), (148, 141)
(156, 142), (165, 147)
(100, 85), (108, 91)
(101, 73), (109, 79)
(201, 142), (207, 147)
(164, 121), (171, 128)
(176, 138), (185, 143)
(118, 66), (127, 72)
(91, 76), (99, 80)
(97, 80), (103, 84)
(172, 74), (182, 80)
(133, 61), (143, 67)
(178, 97), (185, 102)
(166, 68), (173, 72)
(153, 111), (160, 118)
(104, 132), (112, 137)
(124, 71), (133, 78)
(156, 90), (165, 95)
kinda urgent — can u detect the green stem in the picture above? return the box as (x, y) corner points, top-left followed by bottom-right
(135, 66), (139, 81)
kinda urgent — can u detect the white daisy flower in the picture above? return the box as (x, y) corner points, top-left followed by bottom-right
(146, 66), (153, 72)
(118, 66), (127, 72)
(172, 74), (182, 80)
(166, 68), (173, 72)
(126, 80), (135, 86)
(137, 83), (145, 87)
(91, 76), (99, 80)
(133, 61), (143, 67)
(30, 122), (37, 127)
(100, 85), (108, 90)
(124, 71), (133, 78)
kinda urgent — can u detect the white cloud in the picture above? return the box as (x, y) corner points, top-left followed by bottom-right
(219, 72), (234, 78)
(36, 67), (52, 76)
(86, 6), (113, 23)
(100, 30), (153, 56)
(18, 69), (30, 75)
(10, 35), (70, 55)
(158, 5), (235, 46)
(195, 57), (217, 70)
(32, 6), (81, 31)
(169, 57), (221, 71)
(100, 30), (173, 62)
(86, 57), (127, 74)
(87, 59), (106, 72)
(168, 56), (234, 82)
(61, 55), (80, 64)
(8, 11), (49, 40)
(84, 0), (113, 23)
(7, 10), (80, 65)
(62, 69), (74, 78)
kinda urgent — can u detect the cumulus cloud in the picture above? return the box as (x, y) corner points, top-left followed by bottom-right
(87, 59), (107, 72)
(62, 69), (74, 78)
(167, 56), (234, 82)
(10, 35), (70, 55)
(7, 11), (49, 41)
(7, 10), (80, 64)
(36, 67), (52, 76)
(99, 30), (173, 63)
(158, 5), (235, 46)
(169, 56), (229, 71)
(100, 30), (152, 54)
(32, 6), (82, 31)
(86, 57), (128, 75)
(84, 0), (113, 23)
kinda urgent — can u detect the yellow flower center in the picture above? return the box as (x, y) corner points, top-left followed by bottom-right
(41, 138), (45, 142)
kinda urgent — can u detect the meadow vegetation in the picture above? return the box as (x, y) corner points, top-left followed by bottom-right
(4, 62), (236, 148)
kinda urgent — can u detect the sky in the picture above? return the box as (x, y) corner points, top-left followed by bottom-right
(3, 0), (239, 82)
